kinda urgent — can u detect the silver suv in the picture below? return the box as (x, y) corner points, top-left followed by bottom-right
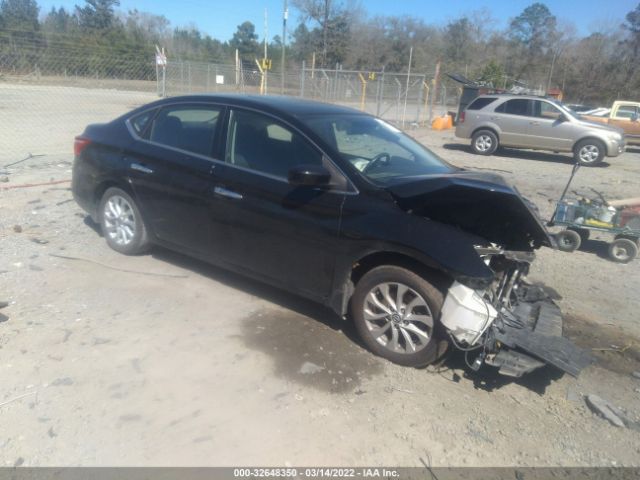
(455, 94), (625, 166)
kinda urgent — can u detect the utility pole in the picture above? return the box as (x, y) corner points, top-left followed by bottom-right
(402, 46), (413, 128)
(281, 0), (288, 94)
(264, 8), (268, 94)
(322, 0), (330, 67)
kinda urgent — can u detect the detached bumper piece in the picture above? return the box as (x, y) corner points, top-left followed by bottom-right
(490, 285), (593, 378)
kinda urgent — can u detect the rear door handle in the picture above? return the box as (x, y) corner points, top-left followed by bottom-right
(529, 121), (540, 126)
(130, 163), (154, 174)
(213, 186), (243, 200)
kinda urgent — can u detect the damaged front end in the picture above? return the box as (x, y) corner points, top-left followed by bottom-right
(441, 246), (592, 377)
(387, 171), (591, 377)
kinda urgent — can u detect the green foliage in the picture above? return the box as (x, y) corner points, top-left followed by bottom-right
(229, 21), (259, 59)
(444, 17), (472, 64)
(477, 60), (505, 87)
(509, 2), (557, 50)
(76, 0), (120, 30)
(0, 0), (39, 30)
(1, 0), (639, 103)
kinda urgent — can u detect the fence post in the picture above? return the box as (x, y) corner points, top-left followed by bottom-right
(428, 78), (434, 124)
(422, 81), (430, 126)
(394, 77), (402, 123)
(300, 60), (305, 97)
(188, 62), (192, 93)
(441, 85), (447, 112)
(416, 75), (425, 125)
(162, 64), (166, 97)
(376, 70), (385, 117)
(180, 61), (185, 93)
(357, 73), (367, 111)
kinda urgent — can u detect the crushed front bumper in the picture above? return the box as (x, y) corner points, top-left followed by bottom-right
(445, 248), (592, 378)
(487, 284), (592, 377)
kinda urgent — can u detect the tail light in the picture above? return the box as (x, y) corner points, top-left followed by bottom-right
(459, 111), (465, 123)
(74, 136), (92, 156)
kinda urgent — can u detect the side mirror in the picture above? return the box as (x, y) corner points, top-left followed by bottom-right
(288, 164), (331, 188)
(631, 113), (639, 122)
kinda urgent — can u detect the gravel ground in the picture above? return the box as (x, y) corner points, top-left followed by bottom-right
(1, 85), (640, 467)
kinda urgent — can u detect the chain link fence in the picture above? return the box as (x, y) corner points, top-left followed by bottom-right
(0, 52), (457, 164)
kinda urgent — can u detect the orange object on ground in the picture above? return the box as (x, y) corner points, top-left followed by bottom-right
(432, 115), (453, 130)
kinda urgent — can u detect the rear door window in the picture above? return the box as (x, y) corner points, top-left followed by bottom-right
(495, 99), (530, 116)
(149, 105), (222, 157)
(466, 97), (498, 110)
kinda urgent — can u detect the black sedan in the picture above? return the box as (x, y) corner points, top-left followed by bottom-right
(72, 94), (589, 376)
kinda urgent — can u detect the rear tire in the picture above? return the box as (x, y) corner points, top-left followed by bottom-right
(99, 187), (150, 255)
(556, 229), (581, 252)
(608, 238), (638, 263)
(350, 265), (448, 367)
(471, 130), (499, 155)
(574, 139), (605, 166)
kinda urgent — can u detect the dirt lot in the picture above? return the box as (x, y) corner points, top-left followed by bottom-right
(1, 85), (640, 467)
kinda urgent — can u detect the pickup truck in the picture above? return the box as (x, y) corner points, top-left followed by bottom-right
(581, 101), (640, 145)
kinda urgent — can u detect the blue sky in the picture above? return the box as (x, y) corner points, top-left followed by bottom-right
(37, 0), (638, 41)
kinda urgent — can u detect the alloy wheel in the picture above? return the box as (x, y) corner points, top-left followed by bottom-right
(578, 145), (600, 164)
(363, 282), (433, 354)
(103, 195), (137, 246)
(475, 135), (493, 152)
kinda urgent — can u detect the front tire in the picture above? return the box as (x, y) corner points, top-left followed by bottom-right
(471, 130), (499, 155)
(556, 229), (581, 252)
(574, 139), (605, 166)
(350, 266), (447, 367)
(99, 187), (150, 255)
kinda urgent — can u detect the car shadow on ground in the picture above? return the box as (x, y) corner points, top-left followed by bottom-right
(82, 214), (571, 394)
(150, 246), (362, 343)
(626, 147), (640, 154)
(430, 348), (564, 395)
(442, 143), (612, 168)
(84, 213), (575, 392)
(153, 245), (568, 394)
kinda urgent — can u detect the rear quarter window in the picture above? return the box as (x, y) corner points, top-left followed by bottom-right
(466, 97), (498, 110)
(129, 109), (156, 138)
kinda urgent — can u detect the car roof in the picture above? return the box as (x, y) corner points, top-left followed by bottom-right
(475, 94), (551, 101)
(148, 94), (365, 118)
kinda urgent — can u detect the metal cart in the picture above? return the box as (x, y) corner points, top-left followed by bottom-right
(548, 164), (640, 263)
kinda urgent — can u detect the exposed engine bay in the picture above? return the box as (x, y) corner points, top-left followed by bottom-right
(440, 246), (592, 377)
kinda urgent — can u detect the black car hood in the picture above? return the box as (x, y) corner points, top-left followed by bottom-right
(386, 171), (552, 250)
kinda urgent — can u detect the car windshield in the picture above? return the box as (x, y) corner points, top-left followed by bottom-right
(303, 114), (455, 185)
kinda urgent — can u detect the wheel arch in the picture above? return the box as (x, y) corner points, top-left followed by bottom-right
(572, 135), (607, 153)
(93, 178), (137, 221)
(471, 125), (500, 141)
(330, 250), (453, 318)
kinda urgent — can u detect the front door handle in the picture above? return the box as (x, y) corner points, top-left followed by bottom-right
(213, 186), (243, 200)
(130, 163), (154, 174)
(529, 121), (540, 126)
